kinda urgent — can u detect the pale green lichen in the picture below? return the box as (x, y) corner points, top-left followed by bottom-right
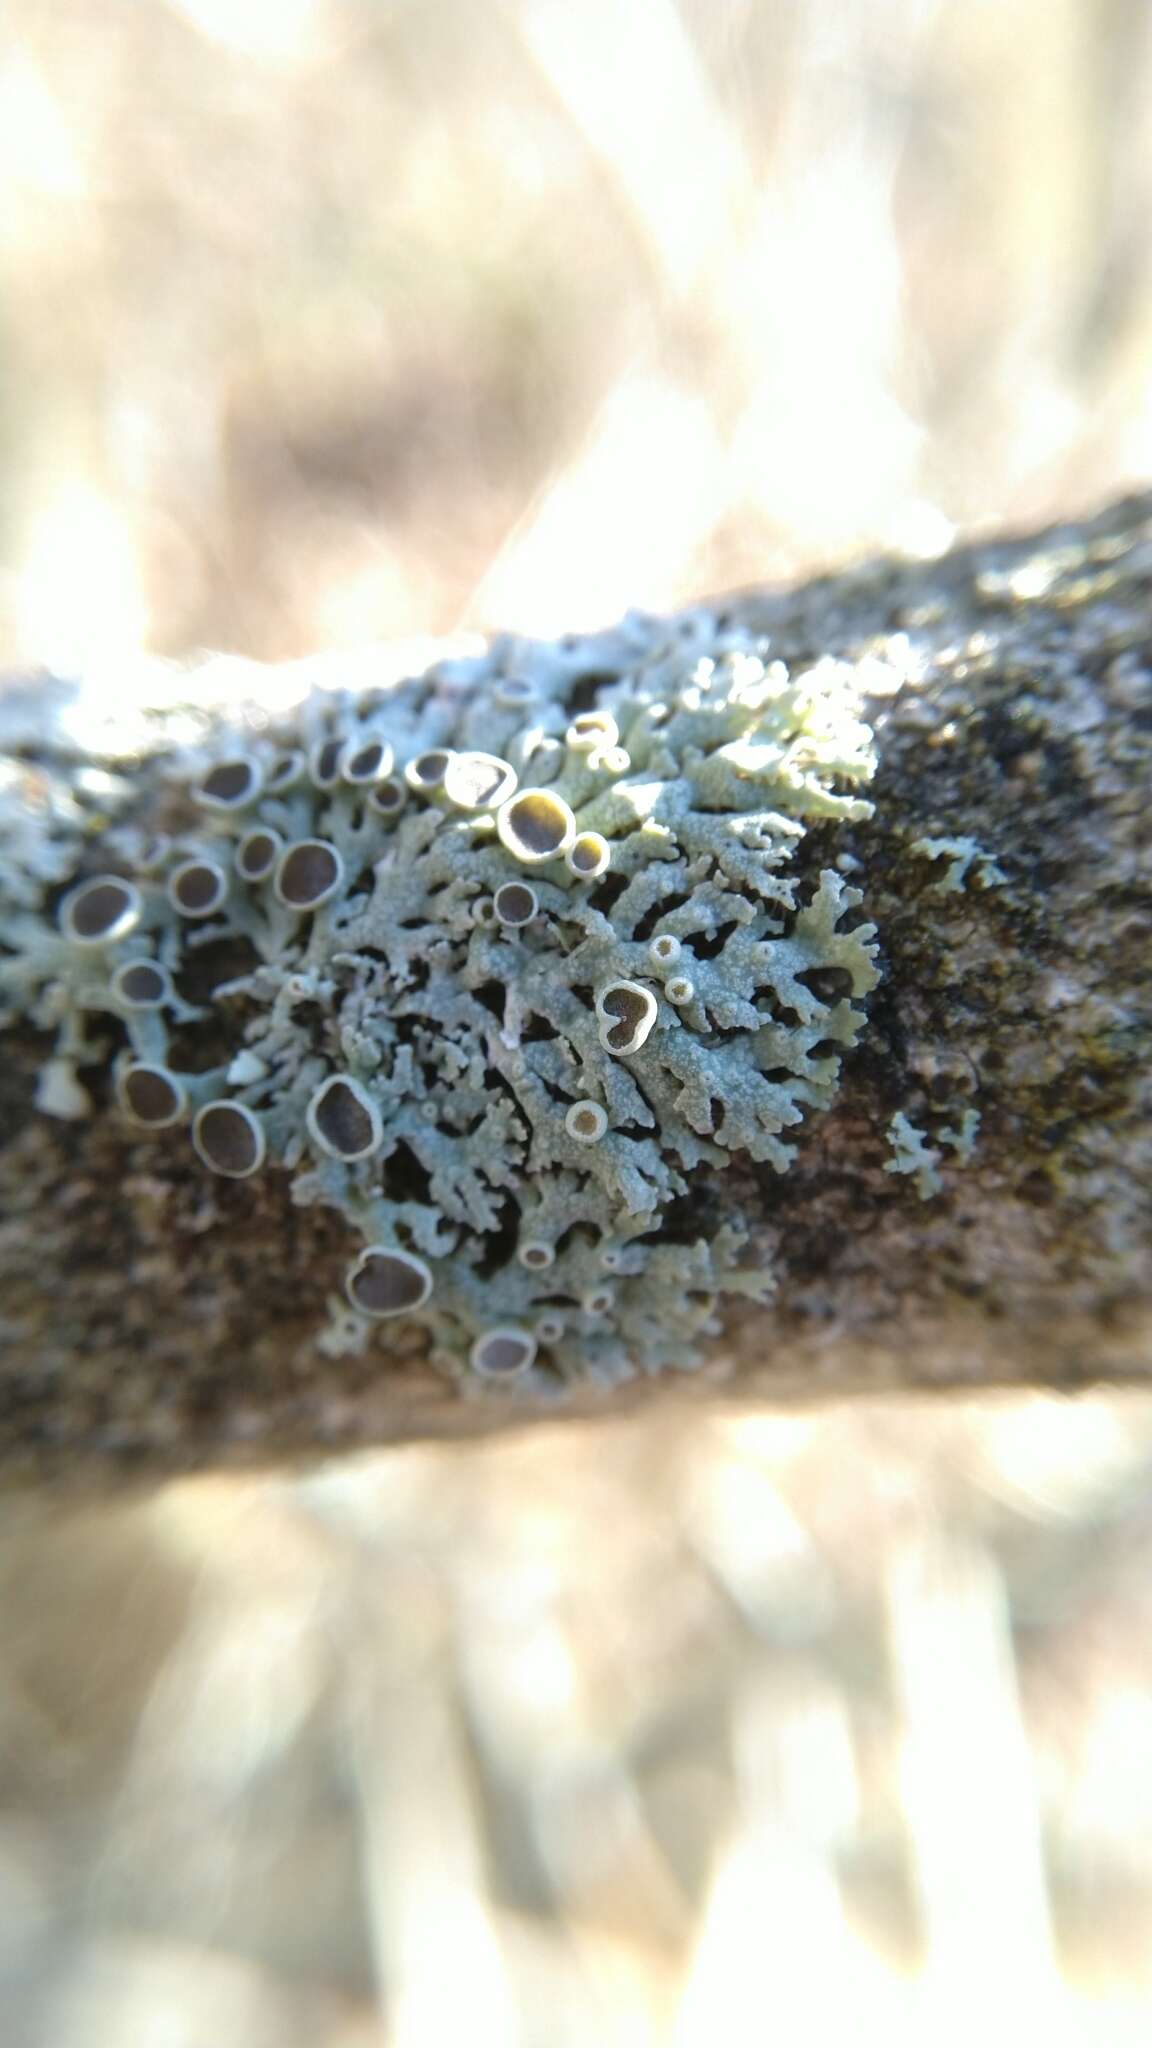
(884, 1111), (943, 1199)
(940, 1105), (981, 1165)
(884, 1105), (981, 1199)
(1, 609), (882, 1390)
(910, 834), (1007, 894)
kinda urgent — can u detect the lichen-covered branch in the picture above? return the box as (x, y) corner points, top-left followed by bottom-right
(1, 493), (1150, 1482)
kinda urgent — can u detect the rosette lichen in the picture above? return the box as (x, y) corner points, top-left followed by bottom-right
(1, 609), (882, 1390)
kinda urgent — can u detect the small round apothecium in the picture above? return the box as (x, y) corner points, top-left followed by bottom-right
(305, 1074), (384, 1162)
(493, 881), (537, 927)
(110, 959), (170, 1010)
(404, 749), (454, 795)
(308, 736), (345, 789)
(341, 737), (394, 786)
(274, 840), (344, 912)
(595, 979), (658, 1056)
(117, 1062), (187, 1128)
(195, 758), (263, 811)
(235, 828), (283, 883)
(582, 1286), (615, 1316)
(346, 1246), (433, 1318)
(565, 710), (618, 753)
(566, 832), (611, 879)
(59, 875), (142, 948)
(496, 788), (576, 865)
(469, 1327), (537, 1379)
(167, 860), (228, 920)
(443, 751), (517, 812)
(192, 1100), (266, 1178)
(648, 933), (682, 969)
(517, 1239), (555, 1270)
(493, 675), (536, 710)
(368, 777), (406, 820)
(565, 1099), (608, 1145)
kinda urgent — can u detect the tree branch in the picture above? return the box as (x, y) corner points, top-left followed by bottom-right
(2, 492), (1150, 1482)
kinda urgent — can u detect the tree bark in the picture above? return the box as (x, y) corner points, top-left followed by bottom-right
(2, 492), (1150, 1483)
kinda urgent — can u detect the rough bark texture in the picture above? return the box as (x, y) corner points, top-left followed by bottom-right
(2, 493), (1150, 1483)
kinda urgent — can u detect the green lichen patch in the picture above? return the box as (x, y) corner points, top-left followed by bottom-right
(1, 612), (881, 1390)
(910, 835), (1007, 894)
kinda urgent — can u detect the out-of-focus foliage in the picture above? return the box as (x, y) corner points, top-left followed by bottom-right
(7, 1401), (1152, 2043)
(3, 0), (1152, 667)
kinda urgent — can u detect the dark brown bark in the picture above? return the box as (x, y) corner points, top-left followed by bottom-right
(2, 493), (1150, 1484)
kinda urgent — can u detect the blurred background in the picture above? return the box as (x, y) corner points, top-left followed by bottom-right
(3, 0), (1152, 2040)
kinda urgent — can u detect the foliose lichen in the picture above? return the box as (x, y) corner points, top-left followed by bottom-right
(910, 834), (1007, 894)
(1, 610), (881, 1391)
(884, 1105), (982, 1200)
